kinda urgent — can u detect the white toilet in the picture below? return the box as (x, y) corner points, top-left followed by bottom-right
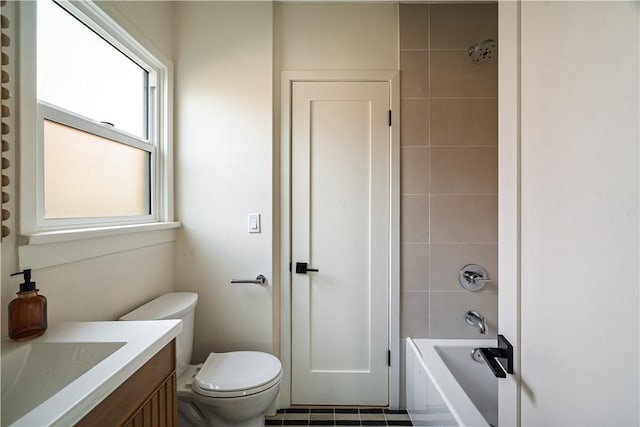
(120, 292), (282, 427)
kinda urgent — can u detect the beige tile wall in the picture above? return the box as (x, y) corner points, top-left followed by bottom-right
(399, 3), (498, 339)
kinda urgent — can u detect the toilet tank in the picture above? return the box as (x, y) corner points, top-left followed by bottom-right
(120, 292), (198, 377)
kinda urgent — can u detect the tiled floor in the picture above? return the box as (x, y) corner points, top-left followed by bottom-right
(265, 407), (413, 426)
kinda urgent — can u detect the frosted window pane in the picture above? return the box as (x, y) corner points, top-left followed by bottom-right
(44, 120), (149, 219)
(37, 0), (147, 139)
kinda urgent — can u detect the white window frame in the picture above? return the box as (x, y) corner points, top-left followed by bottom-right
(19, 0), (175, 239)
(37, 102), (156, 229)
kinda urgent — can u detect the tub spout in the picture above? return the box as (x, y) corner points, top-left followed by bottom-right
(465, 310), (487, 335)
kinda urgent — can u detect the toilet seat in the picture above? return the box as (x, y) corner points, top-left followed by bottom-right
(192, 351), (282, 398)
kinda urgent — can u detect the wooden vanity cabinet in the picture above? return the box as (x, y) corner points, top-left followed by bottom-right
(77, 340), (177, 427)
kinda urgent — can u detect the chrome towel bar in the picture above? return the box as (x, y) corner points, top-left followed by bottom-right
(231, 275), (266, 285)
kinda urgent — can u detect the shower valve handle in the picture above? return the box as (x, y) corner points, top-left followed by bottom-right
(464, 271), (492, 284)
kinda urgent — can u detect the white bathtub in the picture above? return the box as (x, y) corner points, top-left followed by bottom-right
(405, 338), (498, 427)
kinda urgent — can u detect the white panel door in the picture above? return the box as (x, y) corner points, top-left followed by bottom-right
(511, 2), (639, 425)
(291, 81), (390, 405)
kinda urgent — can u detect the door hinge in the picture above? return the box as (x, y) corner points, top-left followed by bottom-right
(388, 110), (392, 127)
(387, 350), (391, 367)
(289, 262), (292, 273)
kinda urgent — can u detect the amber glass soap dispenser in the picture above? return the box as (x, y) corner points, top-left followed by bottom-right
(8, 269), (47, 341)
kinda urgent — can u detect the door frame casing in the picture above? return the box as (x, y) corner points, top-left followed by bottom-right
(279, 71), (400, 409)
(498, 2), (520, 426)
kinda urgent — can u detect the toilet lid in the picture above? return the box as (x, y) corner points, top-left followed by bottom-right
(193, 351), (282, 398)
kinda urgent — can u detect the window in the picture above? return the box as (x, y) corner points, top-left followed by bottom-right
(37, 0), (149, 140)
(42, 118), (150, 218)
(24, 0), (172, 233)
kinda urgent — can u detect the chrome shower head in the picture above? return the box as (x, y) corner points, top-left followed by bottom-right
(467, 39), (496, 64)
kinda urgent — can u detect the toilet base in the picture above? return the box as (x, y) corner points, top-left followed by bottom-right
(207, 412), (265, 427)
(177, 398), (266, 427)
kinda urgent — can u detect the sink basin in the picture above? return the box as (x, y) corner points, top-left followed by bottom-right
(1, 341), (125, 426)
(0, 320), (181, 426)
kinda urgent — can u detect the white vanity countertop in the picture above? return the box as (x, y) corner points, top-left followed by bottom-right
(3, 319), (182, 426)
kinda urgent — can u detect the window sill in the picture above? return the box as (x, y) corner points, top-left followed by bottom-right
(21, 221), (181, 245)
(18, 222), (181, 269)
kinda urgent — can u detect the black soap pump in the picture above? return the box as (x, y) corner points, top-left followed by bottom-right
(8, 269), (47, 341)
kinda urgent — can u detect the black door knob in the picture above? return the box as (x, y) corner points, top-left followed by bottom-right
(296, 262), (319, 274)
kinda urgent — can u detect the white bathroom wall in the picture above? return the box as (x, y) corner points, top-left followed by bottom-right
(97, 1), (175, 61)
(274, 3), (398, 72)
(0, 1), (176, 337)
(518, 2), (639, 425)
(173, 2), (274, 362)
(23, 243), (175, 324)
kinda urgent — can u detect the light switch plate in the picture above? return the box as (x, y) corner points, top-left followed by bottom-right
(248, 213), (261, 233)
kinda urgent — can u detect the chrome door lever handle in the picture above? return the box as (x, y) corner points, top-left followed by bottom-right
(231, 275), (266, 285)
